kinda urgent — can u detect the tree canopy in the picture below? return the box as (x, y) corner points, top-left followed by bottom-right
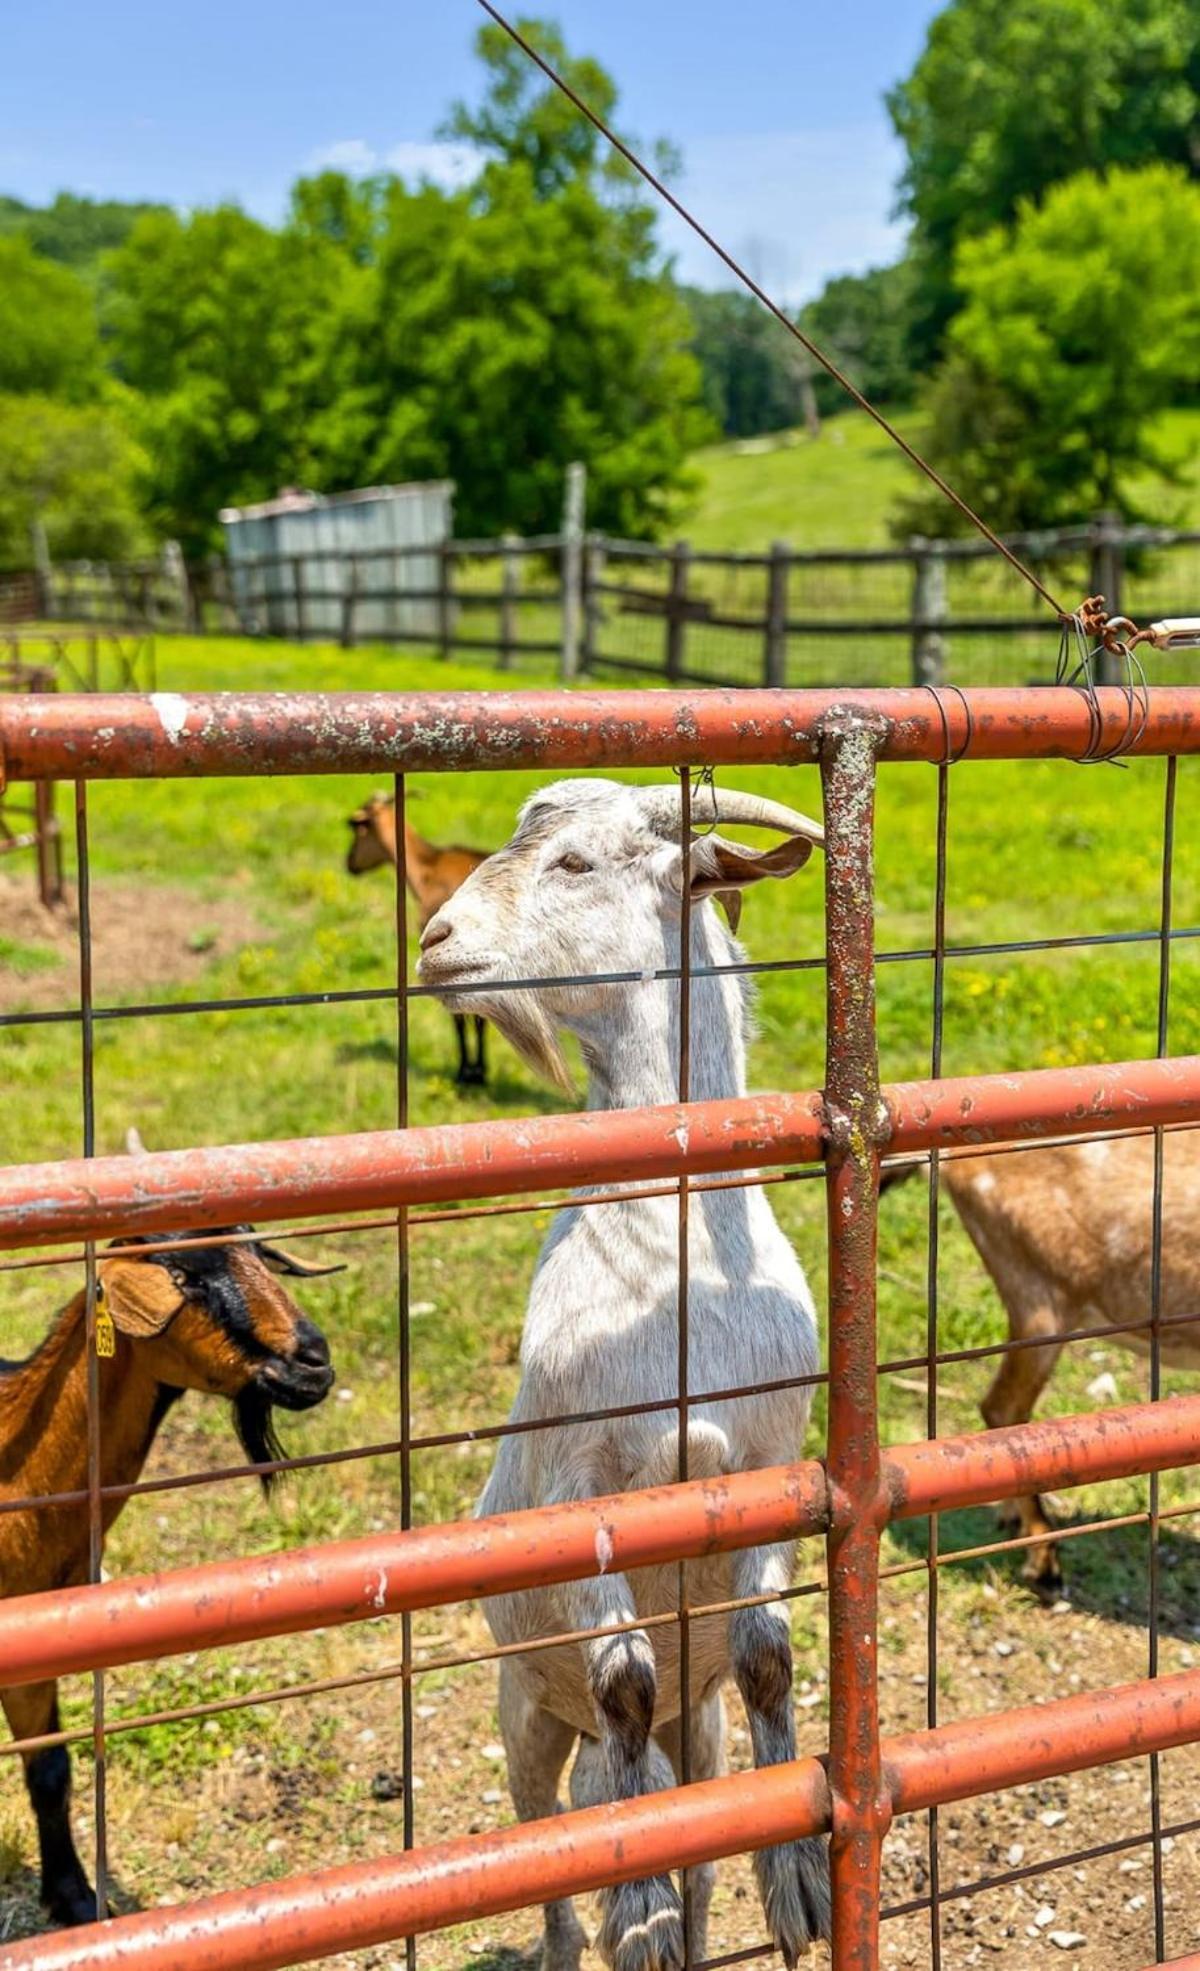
(898, 164), (1200, 534)
(99, 18), (708, 551)
(888, 0), (1200, 364)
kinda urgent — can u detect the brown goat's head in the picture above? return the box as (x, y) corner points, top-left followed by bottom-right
(97, 1229), (339, 1485)
(346, 793), (394, 875)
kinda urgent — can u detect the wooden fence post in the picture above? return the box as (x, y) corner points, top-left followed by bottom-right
(764, 542), (790, 686)
(341, 555), (360, 650)
(1090, 511), (1125, 685)
(499, 533), (519, 670)
(665, 541), (691, 684)
(581, 533), (604, 675)
(560, 461), (586, 680)
(437, 543), (454, 660)
(910, 540), (948, 686)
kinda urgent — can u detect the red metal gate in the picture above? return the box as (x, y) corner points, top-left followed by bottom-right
(0, 684), (1197, 1970)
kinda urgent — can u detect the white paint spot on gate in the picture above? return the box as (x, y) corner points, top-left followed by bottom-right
(595, 1526), (614, 1573)
(149, 693), (190, 743)
(368, 1568), (389, 1610)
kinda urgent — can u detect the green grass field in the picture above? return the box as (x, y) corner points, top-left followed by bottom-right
(686, 404), (1200, 551)
(2, 632), (1199, 1957)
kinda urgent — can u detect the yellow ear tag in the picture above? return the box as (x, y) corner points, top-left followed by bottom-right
(94, 1289), (117, 1358)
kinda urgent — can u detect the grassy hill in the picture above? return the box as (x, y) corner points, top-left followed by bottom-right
(686, 405), (1200, 552)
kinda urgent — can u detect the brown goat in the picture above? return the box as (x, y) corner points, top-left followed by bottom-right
(346, 792), (491, 1086)
(0, 1228), (339, 1926)
(893, 1132), (1200, 1600)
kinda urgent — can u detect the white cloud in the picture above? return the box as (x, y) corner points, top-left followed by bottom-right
(306, 137), (480, 191)
(384, 141), (480, 190)
(308, 138), (378, 174)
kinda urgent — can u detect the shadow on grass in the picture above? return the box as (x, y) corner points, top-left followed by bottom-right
(889, 1506), (1200, 1638)
(335, 1038), (568, 1113)
(0, 1863), (142, 1944)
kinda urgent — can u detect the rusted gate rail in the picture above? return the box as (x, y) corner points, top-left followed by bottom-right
(0, 684), (1196, 1970)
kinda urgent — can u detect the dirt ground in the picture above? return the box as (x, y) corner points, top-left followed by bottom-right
(0, 873), (260, 1014)
(2, 1554), (1196, 1971)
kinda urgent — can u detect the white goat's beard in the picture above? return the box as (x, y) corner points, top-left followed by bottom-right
(471, 989), (574, 1096)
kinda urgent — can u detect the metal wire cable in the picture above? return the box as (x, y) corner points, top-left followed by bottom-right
(475, 0), (1071, 624)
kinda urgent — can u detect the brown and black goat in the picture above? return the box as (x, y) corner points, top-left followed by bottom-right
(346, 791), (491, 1086)
(0, 1227), (339, 1926)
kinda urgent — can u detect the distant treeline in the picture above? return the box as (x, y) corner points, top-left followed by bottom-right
(2, 0), (1199, 574)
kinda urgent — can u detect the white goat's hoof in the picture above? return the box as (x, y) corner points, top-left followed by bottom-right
(542, 1908), (589, 1971)
(598, 1874), (684, 1971)
(755, 1837), (831, 1966)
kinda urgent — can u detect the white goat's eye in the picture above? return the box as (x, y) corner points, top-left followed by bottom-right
(554, 851), (593, 875)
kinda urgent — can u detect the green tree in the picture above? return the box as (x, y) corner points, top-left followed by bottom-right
(800, 264), (916, 413)
(898, 165), (1200, 534)
(0, 238), (102, 400)
(442, 16), (619, 197)
(0, 394), (148, 572)
(889, 0), (1200, 365)
(0, 191), (168, 272)
(104, 206), (373, 552)
(684, 289), (808, 439)
(366, 160), (709, 537)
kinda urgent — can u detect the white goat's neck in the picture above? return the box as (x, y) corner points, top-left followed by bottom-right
(577, 902), (746, 1112)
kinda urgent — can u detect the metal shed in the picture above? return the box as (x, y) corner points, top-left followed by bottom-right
(219, 481), (455, 641)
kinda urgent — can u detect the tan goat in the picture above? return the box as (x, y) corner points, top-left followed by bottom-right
(346, 793), (491, 1086)
(913, 1131), (1199, 1599)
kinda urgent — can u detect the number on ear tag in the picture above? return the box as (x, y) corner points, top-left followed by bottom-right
(95, 1308), (117, 1358)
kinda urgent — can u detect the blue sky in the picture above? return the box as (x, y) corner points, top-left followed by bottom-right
(1, 1), (938, 301)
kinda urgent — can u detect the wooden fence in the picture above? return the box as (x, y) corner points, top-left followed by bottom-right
(27, 513), (1200, 688)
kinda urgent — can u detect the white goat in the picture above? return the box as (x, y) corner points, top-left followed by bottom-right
(418, 777), (829, 1971)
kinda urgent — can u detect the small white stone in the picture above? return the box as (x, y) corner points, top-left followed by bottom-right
(1162, 1836), (1176, 1855)
(416, 1704), (438, 1720)
(481, 1788), (503, 1805)
(266, 1838), (286, 1855)
(337, 1387), (355, 1403)
(358, 1728), (377, 1745)
(1048, 1934), (1086, 1950)
(411, 1300), (437, 1317)
(1051, 1599), (1072, 1616)
(1086, 1371), (1119, 1402)
(993, 1640), (1015, 1658)
(1006, 1843), (1025, 1867)
(1041, 1810), (1067, 1828)
(1034, 1905), (1056, 1927)
(481, 1742), (505, 1760)
(1126, 1896), (1147, 1913)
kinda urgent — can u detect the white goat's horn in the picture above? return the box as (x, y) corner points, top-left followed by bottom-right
(637, 784), (824, 847)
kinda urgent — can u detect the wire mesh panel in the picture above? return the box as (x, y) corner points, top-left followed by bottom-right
(0, 686), (1198, 1971)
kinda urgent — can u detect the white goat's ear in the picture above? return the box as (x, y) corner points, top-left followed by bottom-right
(688, 833), (816, 902)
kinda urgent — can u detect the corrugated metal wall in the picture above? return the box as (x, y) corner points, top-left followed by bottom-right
(220, 482), (455, 639)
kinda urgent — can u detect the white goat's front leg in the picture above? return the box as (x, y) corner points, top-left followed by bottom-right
(731, 1545), (830, 1965)
(498, 1660), (589, 1971)
(564, 1574), (684, 1971)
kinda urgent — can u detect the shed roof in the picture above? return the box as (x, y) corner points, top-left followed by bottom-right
(219, 481), (454, 524)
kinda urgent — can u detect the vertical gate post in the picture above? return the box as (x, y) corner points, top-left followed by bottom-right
(910, 540), (947, 687)
(764, 542), (790, 686)
(560, 461), (586, 680)
(666, 540), (691, 684)
(818, 706), (892, 1969)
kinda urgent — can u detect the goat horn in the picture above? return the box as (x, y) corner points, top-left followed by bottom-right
(637, 784), (824, 846)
